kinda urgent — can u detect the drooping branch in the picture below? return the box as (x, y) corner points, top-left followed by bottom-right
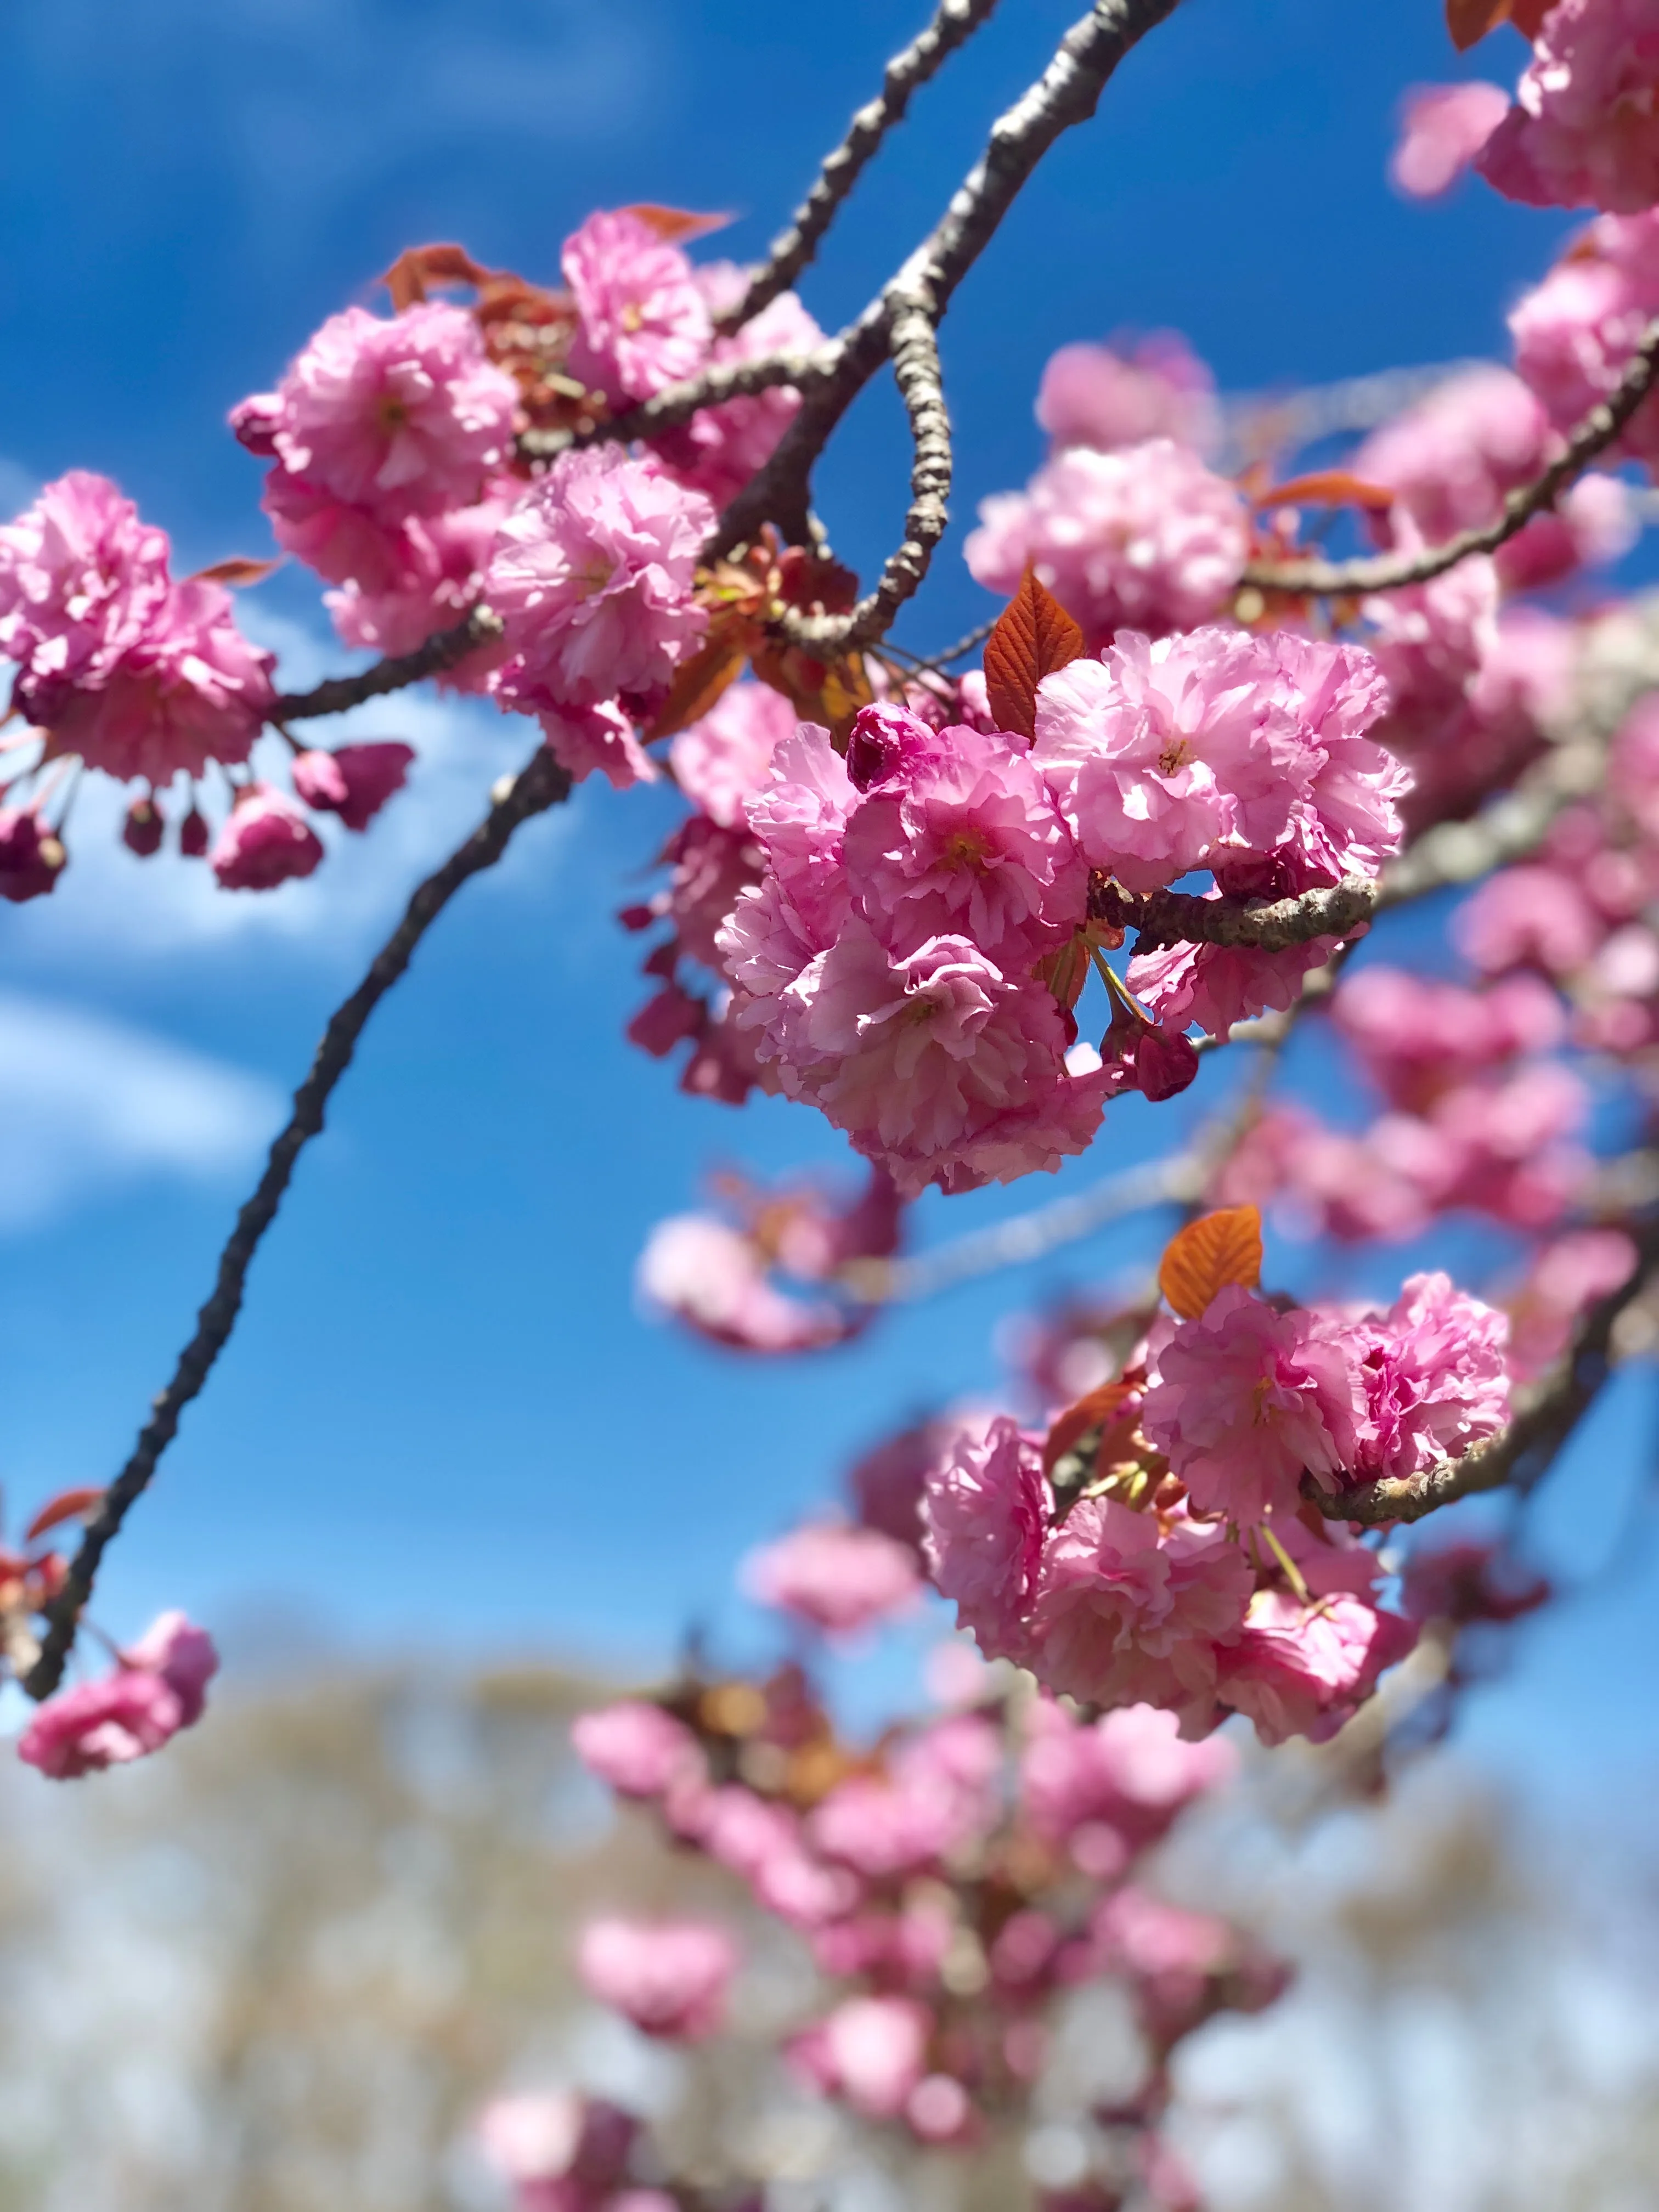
(270, 604), (504, 723)
(1243, 316), (1659, 599)
(1308, 1215), (1659, 1528)
(23, 741), (573, 1701)
(715, 0), (1005, 336)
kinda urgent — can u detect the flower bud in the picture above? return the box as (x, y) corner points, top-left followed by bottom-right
(122, 794), (165, 857)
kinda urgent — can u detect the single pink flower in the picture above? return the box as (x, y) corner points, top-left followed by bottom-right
(636, 1214), (850, 1352)
(210, 782), (325, 892)
(125, 1608), (220, 1726)
(1215, 1589), (1417, 1745)
(562, 210), (713, 407)
(572, 1700), (705, 1799)
(1390, 82), (1510, 198)
(1020, 1699), (1236, 1852)
(575, 1916), (737, 2041)
(1478, 0), (1659, 213)
(291, 742), (415, 831)
(1141, 1285), (1365, 1522)
(1036, 332), (1221, 456)
(923, 1413), (1049, 1663)
(539, 700), (658, 792)
(486, 449), (712, 719)
(324, 494), (509, 666)
(742, 1521), (922, 1635)
(18, 1610), (218, 1779)
(1510, 211), (1659, 468)
(966, 438), (1246, 648)
(1350, 1272), (1511, 1481)
(237, 302), (517, 522)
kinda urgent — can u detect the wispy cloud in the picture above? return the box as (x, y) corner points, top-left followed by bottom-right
(0, 992), (282, 1231)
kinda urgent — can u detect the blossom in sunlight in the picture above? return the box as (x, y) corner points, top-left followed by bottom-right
(651, 265), (826, 509)
(1389, 82), (1510, 198)
(18, 1610), (219, 1779)
(324, 494), (509, 665)
(1510, 211), (1659, 469)
(636, 1213), (851, 1352)
(1350, 1272), (1511, 1480)
(922, 1413), (1048, 1663)
(572, 1701), (706, 1799)
(742, 1521), (921, 1635)
(233, 302), (517, 521)
(290, 741), (415, 831)
(562, 210), (713, 406)
(1479, 0), (1659, 213)
(1215, 1589), (1417, 1746)
(486, 448), (712, 722)
(209, 783), (325, 892)
(576, 1916), (737, 2040)
(669, 678), (797, 828)
(791, 1994), (932, 2119)
(1035, 332), (1221, 455)
(966, 438), (1247, 646)
(1141, 1286), (1365, 1522)
(1020, 1699), (1237, 1855)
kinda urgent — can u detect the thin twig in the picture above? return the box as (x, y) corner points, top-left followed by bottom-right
(1243, 317), (1659, 598)
(269, 606), (504, 723)
(517, 347), (842, 464)
(23, 742), (574, 1701)
(716, 0), (1005, 335)
(891, 614), (998, 674)
(1307, 1215), (1659, 1529)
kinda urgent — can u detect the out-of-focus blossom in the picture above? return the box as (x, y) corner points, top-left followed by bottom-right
(209, 783), (325, 892)
(291, 741), (415, 831)
(1479, 0), (1659, 213)
(636, 1214), (851, 1352)
(19, 1610), (219, 1779)
(572, 1701), (706, 1799)
(1390, 82), (1510, 198)
(576, 1917), (737, 2041)
(1505, 1227), (1639, 1378)
(0, 806), (67, 903)
(1021, 1699), (1235, 1854)
(651, 265), (826, 509)
(793, 1995), (932, 2119)
(670, 680), (797, 828)
(563, 210), (712, 407)
(742, 1521), (922, 1636)
(966, 440), (1247, 647)
(1511, 210), (1659, 469)
(1036, 333), (1221, 456)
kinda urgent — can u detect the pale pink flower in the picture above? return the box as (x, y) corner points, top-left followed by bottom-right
(922, 1412), (1049, 1663)
(670, 680), (797, 828)
(1333, 965), (1565, 1110)
(800, 1995), (932, 2119)
(1479, 0), (1659, 213)
(210, 783), (325, 891)
(290, 742), (415, 831)
(563, 211), (712, 406)
(740, 723), (858, 938)
(1141, 1286), (1365, 1521)
(742, 1521), (921, 1635)
(476, 2091), (584, 2193)
(906, 2075), (974, 2143)
(1127, 934), (1339, 1041)
(636, 1214), (848, 1352)
(966, 439), (1246, 648)
(1087, 1883), (1233, 1981)
(1355, 365), (1550, 539)
(1350, 1272), (1511, 1480)
(1390, 82), (1510, 198)
(19, 1610), (219, 1779)
(0, 470), (170, 695)
(1020, 1699), (1235, 1852)
(1507, 1227), (1639, 1378)
(1454, 863), (1605, 975)
(1216, 1589), (1417, 1745)
(1510, 212), (1659, 466)
(540, 701), (658, 792)
(1026, 1498), (1255, 1728)
(572, 1701), (704, 1799)
(842, 727), (1087, 963)
(239, 303), (517, 521)
(259, 470), (420, 590)
(576, 1916), (737, 2041)
(1256, 630), (1406, 886)
(1036, 333), (1221, 456)
(651, 266), (825, 507)
(486, 449), (712, 719)
(324, 495), (509, 663)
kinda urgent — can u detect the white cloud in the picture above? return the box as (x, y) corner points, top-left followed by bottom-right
(0, 992), (282, 1231)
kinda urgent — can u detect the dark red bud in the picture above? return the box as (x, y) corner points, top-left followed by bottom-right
(122, 795), (165, 858)
(179, 806), (210, 858)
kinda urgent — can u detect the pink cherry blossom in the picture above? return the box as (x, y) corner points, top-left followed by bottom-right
(796, 1995), (932, 2119)
(740, 723), (859, 938)
(1454, 864), (1605, 977)
(486, 449), (712, 721)
(1026, 1497), (1255, 1728)
(238, 303), (517, 522)
(19, 1610), (219, 1779)
(1127, 934), (1339, 1041)
(563, 211), (713, 407)
(809, 1720), (995, 1878)
(125, 1608), (220, 1726)
(324, 494), (509, 663)
(1479, 0), (1659, 213)
(1390, 82), (1511, 198)
(210, 783), (325, 891)
(636, 1214), (849, 1352)
(1141, 1285), (1365, 1522)
(842, 727), (1087, 963)
(1020, 1699), (1235, 1852)
(1035, 333), (1221, 456)
(291, 742), (415, 831)
(576, 1916), (737, 2041)
(922, 1413), (1049, 1663)
(651, 267), (826, 508)
(0, 470), (170, 696)
(1215, 1589), (1417, 1746)
(966, 439), (1247, 648)
(670, 680), (797, 828)
(1355, 365), (1550, 539)
(540, 701), (658, 792)
(572, 1701), (705, 1799)
(742, 1521), (921, 1635)
(1507, 1227), (1640, 1378)
(1350, 1272), (1511, 1480)
(1510, 211), (1659, 468)
(1333, 965), (1565, 1110)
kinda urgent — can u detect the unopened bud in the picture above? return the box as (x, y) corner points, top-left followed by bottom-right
(179, 806), (210, 857)
(122, 795), (165, 857)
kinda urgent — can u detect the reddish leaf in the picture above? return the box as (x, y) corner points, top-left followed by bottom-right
(820, 653), (875, 751)
(1037, 932), (1091, 1014)
(1446, 0), (1512, 48)
(188, 555), (282, 588)
(25, 1486), (105, 1544)
(1043, 1383), (1135, 1480)
(1509, 0), (1550, 30)
(983, 568), (1085, 742)
(624, 204), (733, 245)
(1157, 1206), (1263, 1321)
(645, 627), (752, 741)
(382, 242), (494, 311)
(1255, 470), (1397, 514)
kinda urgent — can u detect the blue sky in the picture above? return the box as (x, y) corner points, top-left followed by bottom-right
(0, 0), (1655, 1795)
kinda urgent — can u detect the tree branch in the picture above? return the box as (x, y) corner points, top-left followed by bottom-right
(516, 347), (842, 464)
(270, 605), (504, 723)
(22, 741), (573, 1701)
(715, 0), (1005, 336)
(1308, 1215), (1659, 1528)
(1243, 316), (1659, 599)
